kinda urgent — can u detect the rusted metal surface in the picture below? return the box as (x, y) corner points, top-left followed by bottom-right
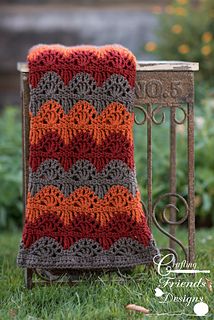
(18, 61), (197, 288)
(152, 192), (189, 262)
(134, 68), (195, 266)
(147, 103), (152, 228)
(24, 268), (33, 289)
(18, 61), (199, 72)
(169, 107), (177, 251)
(187, 102), (195, 263)
(20, 72), (30, 224)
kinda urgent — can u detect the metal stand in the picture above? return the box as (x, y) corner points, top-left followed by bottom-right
(17, 61), (199, 288)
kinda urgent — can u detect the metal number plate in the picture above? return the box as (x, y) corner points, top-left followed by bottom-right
(135, 71), (194, 104)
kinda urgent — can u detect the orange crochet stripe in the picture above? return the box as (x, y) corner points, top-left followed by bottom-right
(28, 44), (136, 63)
(29, 100), (134, 145)
(25, 185), (144, 226)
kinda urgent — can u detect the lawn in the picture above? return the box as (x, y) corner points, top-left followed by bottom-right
(0, 228), (213, 320)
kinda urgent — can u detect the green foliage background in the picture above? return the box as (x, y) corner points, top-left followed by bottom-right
(0, 107), (22, 230)
(1, 0), (214, 230)
(151, 0), (214, 86)
(1, 89), (214, 230)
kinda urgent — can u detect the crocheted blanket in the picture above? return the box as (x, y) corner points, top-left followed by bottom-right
(17, 44), (159, 269)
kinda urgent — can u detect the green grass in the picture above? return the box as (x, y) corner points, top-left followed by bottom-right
(0, 228), (213, 320)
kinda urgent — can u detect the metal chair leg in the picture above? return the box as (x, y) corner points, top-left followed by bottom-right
(24, 268), (33, 289)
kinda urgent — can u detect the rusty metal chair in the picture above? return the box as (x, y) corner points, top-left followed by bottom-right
(17, 61), (199, 288)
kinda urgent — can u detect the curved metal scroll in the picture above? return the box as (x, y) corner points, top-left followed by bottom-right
(34, 269), (66, 282)
(134, 104), (187, 125)
(152, 105), (187, 125)
(152, 192), (189, 261)
(134, 105), (148, 125)
(140, 199), (148, 219)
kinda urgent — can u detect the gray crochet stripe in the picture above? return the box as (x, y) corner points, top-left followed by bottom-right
(17, 237), (160, 269)
(29, 72), (135, 115)
(29, 159), (138, 198)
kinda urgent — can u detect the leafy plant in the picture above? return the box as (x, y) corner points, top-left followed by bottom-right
(144, 0), (214, 86)
(0, 107), (22, 230)
(194, 94), (214, 226)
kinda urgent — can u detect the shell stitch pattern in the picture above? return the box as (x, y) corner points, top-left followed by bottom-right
(17, 44), (160, 269)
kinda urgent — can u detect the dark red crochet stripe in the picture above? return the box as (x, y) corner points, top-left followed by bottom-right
(23, 212), (151, 250)
(29, 131), (135, 172)
(28, 48), (136, 88)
